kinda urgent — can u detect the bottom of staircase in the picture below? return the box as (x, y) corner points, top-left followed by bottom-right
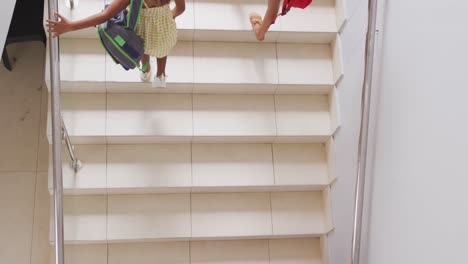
(49, 238), (328, 264)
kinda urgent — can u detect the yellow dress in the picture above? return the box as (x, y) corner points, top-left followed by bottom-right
(136, 4), (177, 58)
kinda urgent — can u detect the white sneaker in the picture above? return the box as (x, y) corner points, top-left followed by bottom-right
(140, 70), (151, 82)
(152, 74), (167, 88)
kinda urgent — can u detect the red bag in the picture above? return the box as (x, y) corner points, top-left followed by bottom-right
(272, 0), (313, 24)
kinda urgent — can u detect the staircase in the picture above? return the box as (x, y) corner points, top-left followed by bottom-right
(45, 0), (345, 263)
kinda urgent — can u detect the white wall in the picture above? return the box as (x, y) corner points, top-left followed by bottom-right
(365, 1), (468, 264)
(0, 0), (16, 51)
(328, 0), (368, 263)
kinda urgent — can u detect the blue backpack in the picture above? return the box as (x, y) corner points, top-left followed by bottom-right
(98, 0), (147, 72)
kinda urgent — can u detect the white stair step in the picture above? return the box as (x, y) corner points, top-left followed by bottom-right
(269, 238), (327, 264)
(107, 194), (192, 241)
(108, 242), (190, 264)
(50, 143), (336, 195)
(191, 240), (270, 264)
(49, 244), (107, 264)
(46, 39), (343, 94)
(190, 192), (272, 238)
(51, 0), (343, 43)
(106, 41), (194, 93)
(49, 195), (108, 243)
(50, 238), (326, 264)
(50, 145), (108, 194)
(106, 93), (193, 142)
(270, 191), (332, 236)
(48, 93), (339, 144)
(50, 191), (332, 243)
(192, 0), (338, 43)
(191, 239), (325, 264)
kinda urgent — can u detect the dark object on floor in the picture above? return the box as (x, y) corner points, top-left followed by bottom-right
(2, 0), (47, 71)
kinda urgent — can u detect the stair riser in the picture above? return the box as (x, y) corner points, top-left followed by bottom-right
(45, 0), (345, 44)
(50, 191), (333, 243)
(48, 238), (329, 264)
(47, 93), (340, 144)
(45, 39), (344, 94)
(49, 142), (336, 195)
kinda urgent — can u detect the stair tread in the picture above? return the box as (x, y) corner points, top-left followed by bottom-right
(51, 0), (342, 43)
(47, 93), (339, 144)
(45, 39), (343, 94)
(50, 192), (333, 243)
(51, 142), (336, 194)
(55, 238), (326, 264)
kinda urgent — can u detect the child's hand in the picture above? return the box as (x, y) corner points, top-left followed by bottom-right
(46, 13), (73, 37)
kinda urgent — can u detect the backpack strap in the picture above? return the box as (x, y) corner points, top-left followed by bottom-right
(139, 61), (149, 73)
(126, 0), (144, 30)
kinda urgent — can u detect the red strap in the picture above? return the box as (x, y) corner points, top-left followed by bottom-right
(283, 0), (296, 12)
(272, 0), (296, 24)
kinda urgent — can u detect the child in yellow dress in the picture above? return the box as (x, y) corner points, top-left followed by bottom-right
(47, 0), (185, 88)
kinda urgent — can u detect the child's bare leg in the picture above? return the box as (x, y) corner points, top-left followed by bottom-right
(139, 54), (152, 82)
(141, 54), (151, 72)
(152, 56), (168, 88)
(156, 56), (167, 77)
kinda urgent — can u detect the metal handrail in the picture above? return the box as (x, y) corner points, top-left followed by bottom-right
(47, 1), (65, 258)
(61, 115), (82, 172)
(351, 0), (380, 264)
(47, 0), (82, 263)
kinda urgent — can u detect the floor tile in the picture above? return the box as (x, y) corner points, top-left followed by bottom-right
(0, 172), (36, 264)
(37, 87), (50, 172)
(31, 172), (50, 264)
(0, 43), (43, 171)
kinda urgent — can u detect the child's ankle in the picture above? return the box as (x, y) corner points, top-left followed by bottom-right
(142, 64), (150, 73)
